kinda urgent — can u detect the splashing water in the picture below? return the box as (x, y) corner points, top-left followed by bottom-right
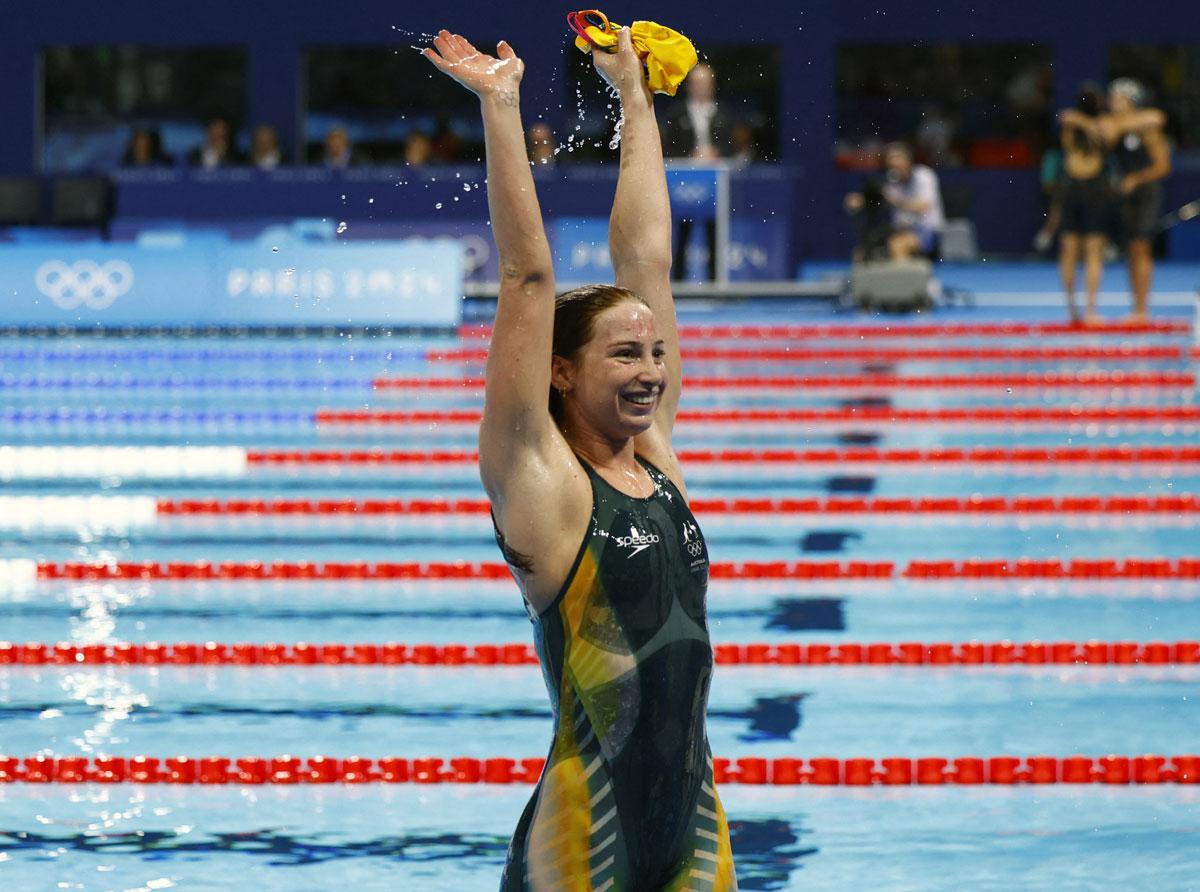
(336, 221), (348, 234)
(609, 111), (625, 150)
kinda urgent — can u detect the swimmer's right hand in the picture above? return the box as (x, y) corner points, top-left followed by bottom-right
(422, 30), (524, 99)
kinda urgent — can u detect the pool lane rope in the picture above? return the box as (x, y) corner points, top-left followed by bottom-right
(313, 406), (1200, 426)
(6, 405), (1200, 427)
(1, 754), (1196, 786)
(0, 345), (1185, 364)
(1, 371), (1193, 393)
(6, 445), (1200, 480)
(242, 445), (1200, 466)
(429, 346), (1185, 363)
(372, 371), (1196, 391)
(149, 494), (1199, 516)
(5, 494), (1199, 529)
(8, 557), (1200, 586)
(457, 319), (1191, 340)
(3, 640), (1197, 667)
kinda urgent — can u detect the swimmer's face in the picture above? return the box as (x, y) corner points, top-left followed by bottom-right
(555, 300), (665, 437)
(1109, 90), (1135, 114)
(326, 129), (350, 157)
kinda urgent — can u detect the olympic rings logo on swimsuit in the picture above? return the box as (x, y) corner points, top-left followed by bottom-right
(35, 260), (135, 310)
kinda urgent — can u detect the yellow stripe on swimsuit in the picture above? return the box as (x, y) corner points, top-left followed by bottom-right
(566, 8), (699, 96)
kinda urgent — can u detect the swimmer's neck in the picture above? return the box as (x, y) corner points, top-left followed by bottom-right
(564, 426), (640, 474)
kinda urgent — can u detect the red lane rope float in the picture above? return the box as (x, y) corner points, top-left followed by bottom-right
(34, 558), (1200, 581)
(155, 495), (1200, 516)
(243, 446), (1200, 466)
(457, 320), (1191, 340)
(372, 371), (1196, 391)
(4, 640), (1196, 667)
(426, 346), (1182, 363)
(315, 406), (1200, 426)
(2, 754), (1196, 785)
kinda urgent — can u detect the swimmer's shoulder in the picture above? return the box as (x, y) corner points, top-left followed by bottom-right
(483, 432), (594, 611)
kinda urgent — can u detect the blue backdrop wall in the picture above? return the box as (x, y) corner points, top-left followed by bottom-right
(1, 0), (1192, 259)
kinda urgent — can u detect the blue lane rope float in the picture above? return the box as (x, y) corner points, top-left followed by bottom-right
(0, 409), (312, 425)
(0, 377), (373, 391)
(0, 348), (432, 364)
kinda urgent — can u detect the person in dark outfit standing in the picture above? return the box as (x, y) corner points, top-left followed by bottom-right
(1106, 79), (1171, 323)
(1053, 84), (1111, 323)
(662, 64), (732, 281)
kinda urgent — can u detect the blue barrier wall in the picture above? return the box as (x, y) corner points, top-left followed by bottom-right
(0, 0), (1191, 258)
(0, 236), (463, 327)
(109, 166), (799, 280)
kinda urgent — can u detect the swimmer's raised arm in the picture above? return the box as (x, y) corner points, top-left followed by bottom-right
(1097, 108), (1168, 145)
(423, 31), (558, 489)
(592, 29), (682, 436)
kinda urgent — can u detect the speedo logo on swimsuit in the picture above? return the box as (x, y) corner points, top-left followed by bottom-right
(614, 525), (660, 558)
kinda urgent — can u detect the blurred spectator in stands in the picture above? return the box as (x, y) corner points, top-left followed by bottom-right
(323, 126), (357, 168)
(250, 124), (282, 170)
(914, 104), (958, 167)
(663, 64), (732, 162)
(730, 123), (757, 165)
(664, 63), (731, 281)
(404, 131), (434, 167)
(528, 122), (556, 167)
(845, 142), (944, 261)
(188, 117), (244, 168)
(121, 127), (172, 167)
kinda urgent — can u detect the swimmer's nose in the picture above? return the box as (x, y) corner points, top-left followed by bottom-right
(635, 360), (664, 387)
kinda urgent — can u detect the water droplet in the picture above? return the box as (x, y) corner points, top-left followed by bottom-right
(463, 184), (472, 192)
(435, 202), (443, 209)
(271, 246), (279, 254)
(336, 221), (348, 234)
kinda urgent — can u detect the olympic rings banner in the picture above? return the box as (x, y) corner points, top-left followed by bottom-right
(0, 238), (464, 327)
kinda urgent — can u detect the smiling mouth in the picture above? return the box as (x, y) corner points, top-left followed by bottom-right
(622, 391), (657, 407)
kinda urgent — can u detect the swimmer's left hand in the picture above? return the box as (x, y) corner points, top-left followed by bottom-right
(591, 27), (648, 100)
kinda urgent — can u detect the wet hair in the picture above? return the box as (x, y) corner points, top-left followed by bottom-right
(549, 284), (647, 424)
(1070, 82), (1105, 152)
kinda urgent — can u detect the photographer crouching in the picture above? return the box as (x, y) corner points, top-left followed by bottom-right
(845, 142), (945, 261)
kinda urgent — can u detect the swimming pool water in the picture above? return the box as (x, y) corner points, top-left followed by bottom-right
(1, 304), (1197, 890)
